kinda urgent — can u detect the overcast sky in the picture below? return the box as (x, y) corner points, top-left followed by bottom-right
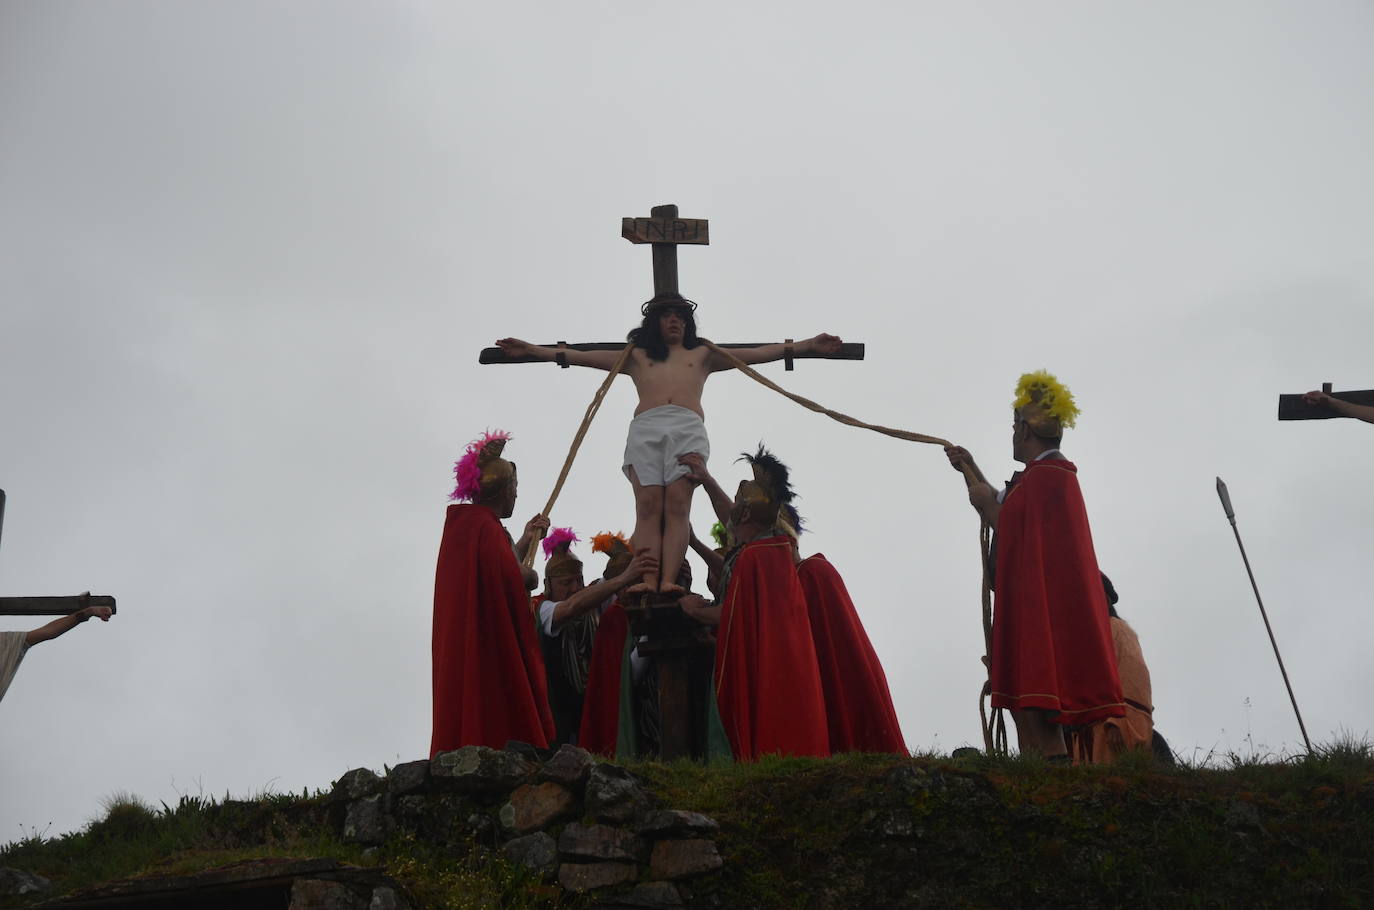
(2, 1), (1371, 839)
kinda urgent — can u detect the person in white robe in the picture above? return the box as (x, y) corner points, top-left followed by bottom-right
(0, 603), (113, 703)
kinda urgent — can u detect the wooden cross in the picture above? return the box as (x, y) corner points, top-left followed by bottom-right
(479, 202), (866, 370)
(1277, 382), (1374, 420)
(479, 202), (868, 760)
(0, 488), (118, 617)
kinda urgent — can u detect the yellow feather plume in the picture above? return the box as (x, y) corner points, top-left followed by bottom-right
(1013, 369), (1080, 429)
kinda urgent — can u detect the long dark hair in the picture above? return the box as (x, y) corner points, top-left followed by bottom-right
(627, 304), (707, 362)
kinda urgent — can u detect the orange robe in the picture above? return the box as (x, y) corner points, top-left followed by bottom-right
(1074, 617), (1154, 762)
(715, 536), (829, 760)
(992, 459), (1125, 726)
(797, 554), (906, 754)
(430, 504), (554, 756)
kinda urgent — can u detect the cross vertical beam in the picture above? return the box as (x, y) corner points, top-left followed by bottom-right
(621, 203), (710, 309)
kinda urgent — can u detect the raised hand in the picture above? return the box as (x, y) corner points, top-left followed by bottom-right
(523, 514), (550, 540)
(944, 445), (974, 473)
(677, 452), (710, 485)
(809, 333), (843, 355)
(1303, 390), (1332, 407)
(621, 547), (659, 585)
(496, 337), (537, 359)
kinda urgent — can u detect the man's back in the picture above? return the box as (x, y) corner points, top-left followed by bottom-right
(991, 458), (1125, 726)
(715, 536), (829, 760)
(431, 504), (554, 755)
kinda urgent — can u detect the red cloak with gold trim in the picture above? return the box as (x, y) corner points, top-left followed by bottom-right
(992, 459), (1125, 726)
(578, 602), (629, 758)
(715, 536), (829, 759)
(798, 554), (907, 754)
(431, 504), (554, 756)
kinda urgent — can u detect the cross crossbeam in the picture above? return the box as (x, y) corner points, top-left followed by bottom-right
(480, 340), (865, 368)
(1277, 382), (1374, 420)
(0, 488), (118, 616)
(0, 595), (118, 616)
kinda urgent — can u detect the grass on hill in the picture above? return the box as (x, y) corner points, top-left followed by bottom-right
(3, 737), (1373, 909)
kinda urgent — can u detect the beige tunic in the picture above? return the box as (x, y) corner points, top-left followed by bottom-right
(0, 630), (29, 703)
(1071, 617), (1154, 763)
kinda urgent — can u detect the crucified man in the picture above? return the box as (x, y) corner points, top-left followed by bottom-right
(497, 303), (840, 594)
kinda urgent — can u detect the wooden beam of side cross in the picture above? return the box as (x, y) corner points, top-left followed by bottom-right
(0, 595), (117, 616)
(480, 341), (865, 366)
(1277, 382), (1374, 420)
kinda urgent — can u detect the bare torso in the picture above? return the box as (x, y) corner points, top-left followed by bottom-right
(627, 344), (713, 417)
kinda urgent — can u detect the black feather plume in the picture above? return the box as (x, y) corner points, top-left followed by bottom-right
(737, 443), (796, 505)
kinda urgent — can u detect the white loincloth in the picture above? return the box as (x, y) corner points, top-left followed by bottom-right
(0, 631), (29, 704)
(622, 405), (709, 486)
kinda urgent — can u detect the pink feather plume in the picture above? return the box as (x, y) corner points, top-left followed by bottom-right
(541, 526), (579, 560)
(449, 429), (513, 502)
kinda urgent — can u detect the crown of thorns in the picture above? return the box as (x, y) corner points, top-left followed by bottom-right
(640, 296), (698, 316)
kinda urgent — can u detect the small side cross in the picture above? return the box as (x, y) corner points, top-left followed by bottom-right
(1277, 382), (1374, 420)
(0, 489), (118, 617)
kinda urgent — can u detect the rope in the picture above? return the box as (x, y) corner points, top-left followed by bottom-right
(703, 340), (1004, 754)
(978, 521), (1007, 755)
(522, 342), (636, 567)
(702, 341), (954, 447)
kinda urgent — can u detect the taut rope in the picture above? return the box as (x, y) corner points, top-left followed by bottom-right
(702, 341), (1004, 754)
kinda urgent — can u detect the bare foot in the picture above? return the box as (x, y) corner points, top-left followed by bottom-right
(658, 582), (686, 596)
(625, 582), (655, 595)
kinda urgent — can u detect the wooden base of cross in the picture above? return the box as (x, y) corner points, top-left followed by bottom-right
(621, 591), (715, 761)
(1278, 382), (1374, 420)
(0, 594), (118, 616)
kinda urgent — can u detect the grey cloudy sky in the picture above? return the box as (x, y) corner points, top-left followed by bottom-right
(2, 1), (1371, 838)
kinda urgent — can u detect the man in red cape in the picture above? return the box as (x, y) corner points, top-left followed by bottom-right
(578, 533), (642, 758)
(793, 533), (907, 754)
(946, 371), (1124, 758)
(679, 448), (829, 760)
(431, 431), (554, 757)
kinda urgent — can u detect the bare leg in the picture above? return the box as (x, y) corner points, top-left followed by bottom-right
(1010, 708), (1067, 758)
(657, 477), (695, 594)
(627, 467), (664, 593)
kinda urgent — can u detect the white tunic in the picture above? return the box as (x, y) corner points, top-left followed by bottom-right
(0, 630), (29, 703)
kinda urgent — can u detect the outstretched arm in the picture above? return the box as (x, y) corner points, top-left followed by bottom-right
(677, 453), (733, 526)
(689, 528), (726, 576)
(945, 446), (1000, 529)
(707, 333), (843, 371)
(550, 549), (658, 627)
(496, 338), (627, 372)
(26, 604), (113, 647)
(679, 593), (721, 627)
(1305, 390), (1374, 425)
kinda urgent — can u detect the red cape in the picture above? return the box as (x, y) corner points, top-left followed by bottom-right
(992, 459), (1125, 726)
(430, 504), (554, 756)
(798, 554), (907, 754)
(578, 601), (630, 758)
(715, 536), (829, 760)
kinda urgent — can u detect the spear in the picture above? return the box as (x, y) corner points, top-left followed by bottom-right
(1215, 477), (1312, 754)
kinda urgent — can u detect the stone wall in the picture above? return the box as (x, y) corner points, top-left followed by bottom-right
(328, 743), (723, 909)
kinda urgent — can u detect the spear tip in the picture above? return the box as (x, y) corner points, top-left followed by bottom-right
(1216, 476), (1235, 520)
